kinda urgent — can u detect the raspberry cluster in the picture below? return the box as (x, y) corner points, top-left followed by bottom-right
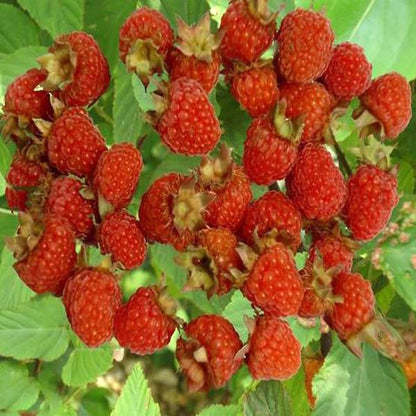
(1, 1), (412, 395)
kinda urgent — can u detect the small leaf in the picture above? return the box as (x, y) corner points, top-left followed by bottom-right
(287, 317), (321, 348)
(0, 211), (18, 255)
(198, 404), (240, 416)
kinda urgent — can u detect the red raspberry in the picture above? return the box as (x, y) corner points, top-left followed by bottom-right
(98, 210), (147, 270)
(38, 31), (110, 107)
(220, 0), (276, 63)
(47, 107), (106, 177)
(326, 272), (375, 339)
(286, 144), (347, 222)
(114, 285), (177, 355)
(176, 315), (242, 391)
(45, 177), (95, 239)
(63, 268), (122, 347)
(298, 268), (328, 318)
(243, 243), (303, 316)
(279, 82), (335, 144)
(93, 143), (143, 210)
(358, 72), (412, 139)
(323, 42), (372, 100)
(156, 78), (221, 155)
(344, 165), (398, 241)
(246, 316), (301, 380)
(243, 116), (298, 185)
(241, 191), (302, 252)
(276, 9), (334, 83)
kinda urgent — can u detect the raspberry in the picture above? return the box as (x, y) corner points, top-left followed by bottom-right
(63, 268), (122, 347)
(323, 42), (372, 100)
(344, 165), (398, 241)
(45, 177), (95, 239)
(279, 82), (335, 144)
(114, 285), (177, 355)
(276, 9), (334, 83)
(298, 268), (328, 318)
(220, 0), (276, 63)
(240, 191), (302, 252)
(243, 115), (298, 185)
(38, 31), (110, 107)
(286, 144), (347, 222)
(246, 316), (301, 380)
(47, 107), (106, 177)
(243, 243), (303, 316)
(93, 143), (143, 211)
(97, 210), (147, 270)
(176, 315), (242, 391)
(156, 78), (221, 156)
(304, 357), (324, 407)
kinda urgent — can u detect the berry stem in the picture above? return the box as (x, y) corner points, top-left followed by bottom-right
(94, 105), (114, 125)
(332, 138), (352, 177)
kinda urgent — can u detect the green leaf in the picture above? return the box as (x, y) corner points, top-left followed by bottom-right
(0, 296), (70, 361)
(0, 140), (13, 196)
(159, 0), (210, 27)
(38, 404), (77, 416)
(62, 345), (113, 387)
(283, 368), (311, 416)
(0, 361), (39, 411)
(16, 0), (83, 39)
(198, 404), (240, 416)
(111, 362), (160, 416)
(79, 387), (112, 416)
(0, 210), (18, 254)
(287, 317), (321, 348)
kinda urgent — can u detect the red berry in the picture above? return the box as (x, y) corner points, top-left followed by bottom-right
(246, 316), (301, 380)
(276, 9), (334, 83)
(47, 107), (106, 177)
(114, 285), (177, 355)
(298, 268), (328, 318)
(286, 144), (347, 222)
(63, 268), (122, 347)
(344, 165), (398, 241)
(93, 143), (143, 210)
(176, 315), (242, 391)
(323, 42), (372, 100)
(98, 210), (147, 270)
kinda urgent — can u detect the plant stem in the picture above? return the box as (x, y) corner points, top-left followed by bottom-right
(332, 138), (352, 177)
(94, 106), (114, 125)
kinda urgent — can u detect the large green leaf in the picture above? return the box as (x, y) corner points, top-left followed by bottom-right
(283, 368), (311, 416)
(198, 405), (240, 416)
(159, 0), (210, 27)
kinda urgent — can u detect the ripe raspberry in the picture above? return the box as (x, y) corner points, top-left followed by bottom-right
(63, 268), (122, 347)
(279, 82), (335, 144)
(220, 0), (276, 63)
(298, 268), (328, 318)
(45, 177), (94, 239)
(276, 9), (334, 83)
(119, 7), (173, 82)
(156, 78), (221, 155)
(230, 63), (279, 117)
(243, 243), (303, 316)
(97, 210), (147, 270)
(344, 165), (398, 241)
(323, 42), (372, 100)
(286, 144), (347, 222)
(326, 272), (375, 340)
(176, 315), (242, 391)
(38, 31), (110, 107)
(114, 285), (177, 355)
(93, 143), (143, 210)
(241, 191), (302, 252)
(304, 357), (324, 407)
(47, 107), (106, 177)
(243, 116), (298, 185)
(358, 72), (412, 139)
(246, 316), (301, 380)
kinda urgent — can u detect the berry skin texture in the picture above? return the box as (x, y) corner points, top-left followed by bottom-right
(98, 210), (147, 270)
(246, 316), (301, 380)
(276, 9), (334, 83)
(45, 177), (94, 239)
(231, 65), (279, 117)
(176, 315), (243, 392)
(359, 72), (412, 139)
(157, 78), (221, 156)
(344, 165), (399, 241)
(243, 243), (303, 316)
(323, 42), (372, 100)
(63, 268), (122, 348)
(286, 144), (347, 222)
(326, 272), (375, 340)
(47, 108), (106, 178)
(279, 82), (336, 144)
(241, 191), (302, 252)
(243, 116), (298, 185)
(93, 143), (143, 210)
(114, 286), (177, 355)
